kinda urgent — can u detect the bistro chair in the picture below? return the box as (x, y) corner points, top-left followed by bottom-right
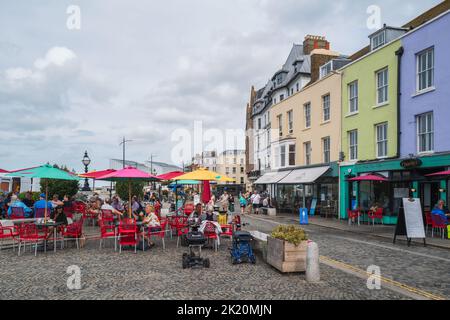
(17, 223), (47, 257)
(203, 221), (218, 252)
(347, 209), (360, 226)
(100, 209), (115, 225)
(61, 219), (84, 250)
(0, 220), (19, 252)
(368, 208), (383, 226)
(10, 207), (25, 220)
(98, 219), (116, 251)
(431, 215), (447, 239)
(63, 206), (74, 219)
(34, 208), (48, 219)
(220, 224), (233, 240)
(118, 218), (138, 253)
(147, 219), (168, 250)
(183, 203), (195, 216)
(424, 211), (433, 235)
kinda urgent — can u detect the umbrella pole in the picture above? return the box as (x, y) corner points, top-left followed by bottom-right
(45, 180), (48, 222)
(128, 180), (132, 218)
(175, 180), (178, 215)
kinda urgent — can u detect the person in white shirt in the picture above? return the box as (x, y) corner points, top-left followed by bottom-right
(251, 191), (261, 214)
(101, 198), (123, 217)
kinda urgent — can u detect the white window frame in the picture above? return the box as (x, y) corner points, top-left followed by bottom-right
(416, 47), (434, 93)
(416, 112), (434, 153)
(348, 130), (358, 161)
(304, 103), (311, 128)
(277, 115), (283, 137)
(371, 30), (385, 50)
(280, 145), (286, 167)
(376, 68), (388, 105)
(320, 61), (333, 79)
(375, 122), (388, 158)
(287, 110), (293, 134)
(288, 144), (296, 166)
(322, 137), (330, 163)
(348, 81), (358, 114)
(322, 94), (330, 122)
(304, 141), (311, 166)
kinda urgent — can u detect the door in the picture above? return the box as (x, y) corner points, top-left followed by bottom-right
(420, 182), (440, 212)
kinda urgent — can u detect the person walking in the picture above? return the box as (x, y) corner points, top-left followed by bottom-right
(250, 191), (261, 214)
(239, 192), (247, 215)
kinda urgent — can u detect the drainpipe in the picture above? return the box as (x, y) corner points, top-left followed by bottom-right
(395, 46), (404, 158)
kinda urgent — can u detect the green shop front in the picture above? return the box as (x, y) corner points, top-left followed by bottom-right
(339, 153), (450, 224)
(254, 163), (339, 216)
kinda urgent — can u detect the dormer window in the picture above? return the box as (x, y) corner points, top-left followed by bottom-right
(371, 30), (386, 50)
(320, 61), (333, 79)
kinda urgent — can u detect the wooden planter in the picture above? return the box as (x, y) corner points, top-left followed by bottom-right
(267, 236), (307, 273)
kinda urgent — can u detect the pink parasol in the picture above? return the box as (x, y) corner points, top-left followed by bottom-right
(79, 169), (116, 179)
(425, 170), (450, 177)
(156, 171), (185, 180)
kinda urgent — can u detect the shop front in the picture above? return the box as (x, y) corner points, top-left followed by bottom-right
(339, 153), (450, 224)
(273, 164), (339, 216)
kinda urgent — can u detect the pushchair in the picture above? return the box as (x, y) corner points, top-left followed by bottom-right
(230, 231), (256, 265)
(182, 221), (210, 269)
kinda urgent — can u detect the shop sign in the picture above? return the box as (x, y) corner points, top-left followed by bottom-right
(400, 158), (422, 169)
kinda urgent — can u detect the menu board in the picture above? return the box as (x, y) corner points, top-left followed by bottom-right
(402, 198), (426, 239)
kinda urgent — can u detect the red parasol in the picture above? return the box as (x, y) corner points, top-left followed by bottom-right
(156, 171), (185, 180)
(202, 180), (211, 204)
(425, 170), (450, 177)
(348, 174), (388, 182)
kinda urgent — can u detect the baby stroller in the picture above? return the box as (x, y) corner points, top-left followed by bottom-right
(230, 231), (256, 265)
(182, 222), (210, 269)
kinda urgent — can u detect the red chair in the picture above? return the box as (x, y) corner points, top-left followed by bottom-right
(17, 223), (47, 256)
(118, 218), (138, 253)
(175, 216), (189, 247)
(154, 202), (162, 219)
(100, 209), (115, 224)
(220, 224), (233, 240)
(424, 211), (433, 234)
(10, 207), (25, 220)
(431, 214), (447, 239)
(368, 208), (383, 226)
(34, 208), (49, 219)
(183, 203), (195, 216)
(147, 219), (168, 250)
(347, 209), (360, 226)
(61, 219), (84, 250)
(63, 206), (74, 219)
(203, 221), (218, 252)
(0, 220), (19, 251)
(98, 219), (116, 250)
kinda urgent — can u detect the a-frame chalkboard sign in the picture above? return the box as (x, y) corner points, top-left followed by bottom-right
(393, 198), (426, 247)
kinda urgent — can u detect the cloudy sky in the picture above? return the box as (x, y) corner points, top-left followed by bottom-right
(0, 0), (440, 173)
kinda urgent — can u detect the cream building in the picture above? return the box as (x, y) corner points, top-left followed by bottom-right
(216, 150), (248, 189)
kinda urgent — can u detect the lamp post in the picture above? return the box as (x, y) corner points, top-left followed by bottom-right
(82, 151), (91, 191)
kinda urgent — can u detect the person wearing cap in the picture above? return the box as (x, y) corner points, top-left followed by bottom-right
(34, 193), (55, 215)
(7, 194), (33, 218)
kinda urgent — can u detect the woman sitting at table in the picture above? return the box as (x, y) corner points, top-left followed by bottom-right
(140, 204), (161, 247)
(88, 198), (102, 218)
(43, 205), (68, 240)
(432, 200), (449, 224)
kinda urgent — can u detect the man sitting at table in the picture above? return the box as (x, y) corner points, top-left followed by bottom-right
(188, 203), (203, 224)
(7, 194), (33, 218)
(101, 198), (123, 218)
(34, 193), (54, 217)
(432, 199), (449, 224)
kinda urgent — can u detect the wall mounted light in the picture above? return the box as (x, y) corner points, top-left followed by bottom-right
(439, 188), (446, 193)
(410, 188), (416, 193)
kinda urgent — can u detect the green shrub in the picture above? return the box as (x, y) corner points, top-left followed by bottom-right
(115, 180), (145, 201)
(270, 225), (308, 246)
(18, 192), (41, 201)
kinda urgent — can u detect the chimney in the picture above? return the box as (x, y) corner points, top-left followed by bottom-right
(303, 35), (330, 55)
(308, 49), (340, 85)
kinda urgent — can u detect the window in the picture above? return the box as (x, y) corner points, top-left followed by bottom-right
(274, 146), (280, 168)
(287, 110), (293, 134)
(232, 167), (236, 174)
(322, 137), (330, 163)
(277, 115), (283, 136)
(280, 145), (286, 167)
(273, 98), (276, 104)
(376, 122), (388, 158)
(371, 30), (385, 50)
(348, 81), (358, 113)
(225, 167), (230, 175)
(240, 158), (244, 165)
(304, 103), (311, 128)
(257, 135), (260, 151)
(417, 48), (434, 92)
(240, 177), (244, 184)
(240, 167), (244, 173)
(348, 130), (358, 160)
(290, 88), (294, 95)
(258, 118), (261, 130)
(304, 142), (311, 165)
(322, 94), (330, 122)
(296, 83), (299, 92)
(376, 68), (388, 105)
(320, 61), (332, 79)
(417, 112), (434, 153)
(289, 144), (295, 166)
(280, 94), (284, 101)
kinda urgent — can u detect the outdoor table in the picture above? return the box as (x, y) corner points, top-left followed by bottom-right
(114, 220), (146, 252)
(3, 218), (38, 224)
(34, 221), (64, 253)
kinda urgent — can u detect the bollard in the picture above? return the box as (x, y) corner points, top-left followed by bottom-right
(306, 241), (320, 282)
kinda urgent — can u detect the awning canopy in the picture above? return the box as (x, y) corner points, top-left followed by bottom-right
(277, 166), (330, 184)
(254, 171), (292, 184)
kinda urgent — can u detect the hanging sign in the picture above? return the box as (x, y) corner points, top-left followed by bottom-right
(400, 158), (422, 169)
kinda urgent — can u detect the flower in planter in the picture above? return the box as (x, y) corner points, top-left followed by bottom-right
(270, 225), (308, 246)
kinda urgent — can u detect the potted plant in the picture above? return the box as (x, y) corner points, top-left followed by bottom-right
(267, 225), (308, 273)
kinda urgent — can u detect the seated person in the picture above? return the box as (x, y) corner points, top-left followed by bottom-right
(101, 198), (123, 217)
(369, 202), (380, 213)
(34, 193), (54, 216)
(203, 207), (216, 222)
(22, 192), (35, 208)
(111, 196), (124, 211)
(432, 200), (449, 224)
(50, 205), (68, 225)
(188, 203), (203, 222)
(51, 194), (64, 208)
(141, 204), (161, 247)
(88, 198), (102, 218)
(7, 194), (33, 218)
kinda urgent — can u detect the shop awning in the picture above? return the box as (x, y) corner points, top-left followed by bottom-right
(254, 171), (292, 184)
(277, 166), (330, 184)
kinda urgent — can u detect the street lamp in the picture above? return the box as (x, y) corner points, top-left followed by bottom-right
(82, 150), (91, 191)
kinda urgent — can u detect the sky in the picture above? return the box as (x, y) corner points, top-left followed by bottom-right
(0, 0), (441, 173)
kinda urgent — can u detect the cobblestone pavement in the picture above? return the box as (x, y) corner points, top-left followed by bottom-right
(243, 214), (450, 299)
(0, 228), (407, 300)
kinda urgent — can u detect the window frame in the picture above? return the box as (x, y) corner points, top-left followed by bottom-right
(322, 93), (331, 122)
(348, 81), (358, 114)
(304, 102), (311, 128)
(322, 136), (330, 163)
(376, 68), (389, 105)
(304, 141), (311, 166)
(287, 110), (293, 134)
(348, 130), (358, 161)
(416, 47), (434, 93)
(375, 122), (388, 158)
(416, 112), (434, 153)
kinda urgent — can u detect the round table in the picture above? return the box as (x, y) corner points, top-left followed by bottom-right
(34, 221), (64, 253)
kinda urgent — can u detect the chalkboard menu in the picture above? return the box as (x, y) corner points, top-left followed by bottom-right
(393, 198), (426, 246)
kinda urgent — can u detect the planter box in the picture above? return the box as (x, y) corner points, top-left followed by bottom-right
(261, 207), (277, 216)
(266, 236), (307, 273)
(249, 231), (268, 262)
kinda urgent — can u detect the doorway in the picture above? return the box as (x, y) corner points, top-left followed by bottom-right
(420, 181), (440, 212)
